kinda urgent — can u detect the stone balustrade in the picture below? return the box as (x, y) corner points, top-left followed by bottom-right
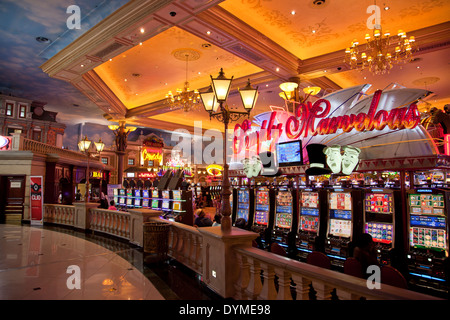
(41, 203), (440, 300)
(43, 204), (75, 226)
(89, 208), (131, 240)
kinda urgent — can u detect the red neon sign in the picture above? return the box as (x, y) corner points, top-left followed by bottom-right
(233, 90), (421, 154)
(444, 134), (450, 156)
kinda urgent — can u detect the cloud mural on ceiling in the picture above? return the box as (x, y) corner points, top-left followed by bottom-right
(0, 0), (127, 127)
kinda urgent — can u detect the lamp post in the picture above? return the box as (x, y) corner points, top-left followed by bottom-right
(108, 121), (137, 185)
(78, 136), (105, 202)
(200, 68), (258, 233)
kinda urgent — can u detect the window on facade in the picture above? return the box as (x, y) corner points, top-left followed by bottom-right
(19, 105), (26, 118)
(101, 157), (109, 165)
(6, 103), (13, 116)
(128, 158), (135, 166)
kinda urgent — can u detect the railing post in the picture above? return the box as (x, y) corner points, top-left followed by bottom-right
(197, 226), (258, 299)
(73, 202), (98, 230)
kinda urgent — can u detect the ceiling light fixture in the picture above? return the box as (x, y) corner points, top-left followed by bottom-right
(344, 12), (416, 75)
(166, 50), (201, 112)
(279, 78), (321, 113)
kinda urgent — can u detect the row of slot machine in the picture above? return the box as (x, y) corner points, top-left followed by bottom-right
(230, 184), (449, 288)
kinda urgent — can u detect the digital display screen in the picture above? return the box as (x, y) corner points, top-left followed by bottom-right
(173, 201), (181, 211)
(134, 190), (141, 197)
(410, 215), (446, 228)
(255, 189), (269, 211)
(276, 140), (302, 166)
(142, 199), (149, 207)
(134, 199), (141, 207)
(126, 198), (132, 206)
(329, 219), (352, 237)
(113, 189), (118, 196)
(301, 207), (319, 216)
(365, 193), (393, 214)
(162, 191), (170, 199)
(276, 191), (292, 213)
(410, 227), (446, 250)
(143, 190), (149, 198)
(254, 211), (269, 225)
(365, 222), (393, 244)
(151, 200), (158, 208)
(275, 212), (292, 229)
(173, 190), (181, 200)
(301, 192), (319, 208)
(119, 197), (125, 204)
(329, 192), (352, 210)
(162, 200), (170, 209)
(329, 210), (352, 220)
(152, 190), (159, 198)
(238, 189), (249, 204)
(300, 215), (319, 233)
(119, 189), (125, 196)
(237, 209), (249, 222)
(409, 193), (445, 215)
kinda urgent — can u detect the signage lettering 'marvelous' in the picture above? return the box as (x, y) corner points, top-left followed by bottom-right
(233, 89), (422, 155)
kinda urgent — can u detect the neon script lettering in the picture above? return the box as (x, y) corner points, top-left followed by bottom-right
(234, 90), (421, 154)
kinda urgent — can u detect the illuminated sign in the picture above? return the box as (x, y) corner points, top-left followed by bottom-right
(0, 136), (12, 150)
(206, 164), (223, 176)
(138, 172), (157, 178)
(445, 134), (450, 156)
(142, 148), (163, 162)
(233, 89), (421, 155)
(90, 171), (102, 178)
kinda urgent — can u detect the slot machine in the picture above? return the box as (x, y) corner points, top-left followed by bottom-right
(172, 189), (194, 225)
(161, 190), (172, 218)
(296, 188), (328, 260)
(233, 186), (254, 228)
(126, 189), (134, 209)
(251, 186), (275, 246)
(142, 189), (150, 208)
(406, 188), (449, 289)
(133, 189), (142, 208)
(151, 189), (161, 210)
(113, 188), (119, 207)
(324, 188), (363, 268)
(271, 186), (297, 248)
(363, 188), (401, 265)
(118, 189), (126, 209)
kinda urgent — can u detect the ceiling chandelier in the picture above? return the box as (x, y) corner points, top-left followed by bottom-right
(279, 78), (321, 112)
(166, 50), (200, 112)
(345, 24), (416, 75)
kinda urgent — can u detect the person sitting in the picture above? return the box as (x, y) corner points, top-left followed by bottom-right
(108, 200), (117, 211)
(353, 233), (379, 278)
(235, 218), (247, 229)
(212, 214), (222, 226)
(194, 209), (213, 227)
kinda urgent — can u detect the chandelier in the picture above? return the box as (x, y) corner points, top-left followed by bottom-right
(166, 50), (200, 112)
(345, 25), (416, 75)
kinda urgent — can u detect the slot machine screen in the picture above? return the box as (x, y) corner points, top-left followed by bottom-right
(143, 190), (149, 198)
(162, 191), (170, 199)
(275, 190), (293, 229)
(134, 190), (141, 197)
(126, 198), (133, 207)
(151, 200), (159, 208)
(409, 193), (447, 251)
(113, 189), (118, 196)
(328, 192), (352, 237)
(237, 189), (250, 222)
(119, 197), (125, 204)
(162, 200), (170, 210)
(142, 199), (149, 207)
(119, 189), (125, 196)
(365, 193), (393, 214)
(365, 222), (393, 244)
(152, 190), (159, 198)
(134, 199), (141, 207)
(329, 218), (352, 237)
(329, 192), (352, 211)
(299, 192), (320, 233)
(254, 189), (269, 225)
(173, 190), (181, 200)
(173, 201), (181, 211)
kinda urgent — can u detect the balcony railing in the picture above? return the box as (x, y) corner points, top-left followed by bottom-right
(42, 203), (440, 300)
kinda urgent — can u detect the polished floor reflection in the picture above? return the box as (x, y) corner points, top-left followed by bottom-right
(0, 223), (221, 300)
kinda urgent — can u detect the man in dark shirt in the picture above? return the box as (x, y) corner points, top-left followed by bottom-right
(194, 209), (213, 227)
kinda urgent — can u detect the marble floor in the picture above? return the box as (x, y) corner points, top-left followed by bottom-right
(0, 223), (220, 300)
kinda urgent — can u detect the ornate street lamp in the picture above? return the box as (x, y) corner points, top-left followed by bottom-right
(78, 136), (105, 202)
(200, 68), (258, 233)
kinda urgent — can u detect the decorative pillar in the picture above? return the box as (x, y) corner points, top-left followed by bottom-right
(198, 226), (258, 298)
